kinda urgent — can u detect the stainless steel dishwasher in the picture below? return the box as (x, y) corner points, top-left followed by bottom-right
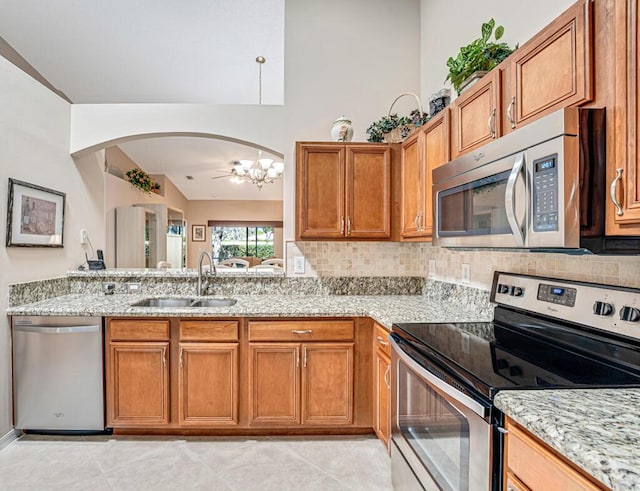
(12, 316), (105, 432)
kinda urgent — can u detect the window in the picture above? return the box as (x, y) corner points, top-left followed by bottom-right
(211, 226), (274, 261)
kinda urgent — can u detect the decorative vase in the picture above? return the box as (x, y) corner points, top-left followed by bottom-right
(331, 116), (354, 142)
(458, 70), (489, 94)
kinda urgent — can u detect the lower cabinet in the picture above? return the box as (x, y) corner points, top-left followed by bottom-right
(248, 320), (355, 427)
(107, 319), (171, 427)
(373, 322), (391, 447)
(504, 417), (607, 490)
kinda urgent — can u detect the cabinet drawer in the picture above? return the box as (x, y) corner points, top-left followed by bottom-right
(374, 323), (391, 358)
(180, 320), (239, 341)
(248, 320), (354, 342)
(109, 320), (170, 341)
(506, 420), (604, 490)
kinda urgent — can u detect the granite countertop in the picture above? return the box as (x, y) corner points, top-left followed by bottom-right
(5, 293), (488, 328)
(495, 389), (640, 490)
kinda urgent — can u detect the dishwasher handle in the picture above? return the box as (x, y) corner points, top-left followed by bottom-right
(13, 325), (101, 334)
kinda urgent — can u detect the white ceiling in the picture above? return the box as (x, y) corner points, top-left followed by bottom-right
(0, 0), (285, 202)
(118, 137), (283, 201)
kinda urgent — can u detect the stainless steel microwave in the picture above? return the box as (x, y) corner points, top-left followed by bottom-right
(433, 108), (639, 254)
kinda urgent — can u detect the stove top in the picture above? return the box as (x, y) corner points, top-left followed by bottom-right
(392, 272), (640, 401)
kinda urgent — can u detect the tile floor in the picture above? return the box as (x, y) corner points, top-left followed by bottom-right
(0, 434), (393, 491)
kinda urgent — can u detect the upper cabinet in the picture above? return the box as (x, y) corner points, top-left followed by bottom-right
(450, 71), (501, 159)
(609, 0), (640, 232)
(449, 0), (593, 159)
(296, 142), (392, 240)
(503, 0), (593, 133)
(401, 109), (450, 240)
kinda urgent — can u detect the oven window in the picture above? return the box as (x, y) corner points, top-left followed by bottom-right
(438, 169), (511, 237)
(398, 361), (470, 491)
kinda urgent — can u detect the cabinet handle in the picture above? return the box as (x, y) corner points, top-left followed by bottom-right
(384, 365), (391, 389)
(296, 347), (300, 368)
(507, 96), (516, 129)
(162, 347), (166, 368)
(341, 216), (345, 234)
(179, 347), (183, 368)
(347, 216), (352, 236)
(292, 329), (313, 335)
(497, 427), (509, 434)
(414, 213), (420, 230)
(488, 108), (496, 138)
(303, 347), (308, 368)
(419, 211), (424, 232)
(610, 168), (624, 216)
(377, 336), (390, 347)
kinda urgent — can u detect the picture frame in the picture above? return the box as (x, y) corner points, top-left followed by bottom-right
(6, 178), (65, 247)
(192, 224), (206, 242)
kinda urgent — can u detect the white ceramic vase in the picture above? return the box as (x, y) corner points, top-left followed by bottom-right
(331, 116), (354, 142)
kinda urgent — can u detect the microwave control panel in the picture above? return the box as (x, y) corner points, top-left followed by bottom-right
(532, 154), (559, 232)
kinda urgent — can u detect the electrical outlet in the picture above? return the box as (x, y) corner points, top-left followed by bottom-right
(461, 263), (471, 284)
(293, 256), (305, 274)
(126, 283), (141, 293)
(428, 259), (437, 278)
(80, 229), (88, 245)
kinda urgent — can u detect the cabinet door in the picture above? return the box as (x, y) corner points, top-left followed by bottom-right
(422, 109), (451, 236)
(374, 350), (391, 447)
(107, 341), (169, 426)
(400, 131), (425, 238)
(302, 343), (354, 425)
(450, 69), (501, 159)
(506, 0), (592, 133)
(610, 0), (640, 230)
(296, 143), (345, 239)
(345, 145), (392, 238)
(249, 343), (300, 425)
(178, 343), (238, 426)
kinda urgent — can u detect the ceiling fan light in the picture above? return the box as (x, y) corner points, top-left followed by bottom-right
(259, 158), (273, 170)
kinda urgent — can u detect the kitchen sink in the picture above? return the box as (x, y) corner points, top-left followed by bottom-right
(131, 298), (196, 308)
(190, 298), (237, 307)
(130, 297), (237, 308)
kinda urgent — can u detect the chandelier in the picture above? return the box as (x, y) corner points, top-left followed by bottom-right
(230, 151), (285, 189)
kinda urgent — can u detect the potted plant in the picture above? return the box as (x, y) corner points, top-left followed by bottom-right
(125, 168), (160, 194)
(366, 109), (429, 143)
(445, 19), (517, 95)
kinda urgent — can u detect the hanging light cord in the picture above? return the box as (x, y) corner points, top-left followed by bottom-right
(256, 56), (265, 104)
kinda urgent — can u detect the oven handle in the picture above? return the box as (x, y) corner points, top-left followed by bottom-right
(504, 152), (525, 247)
(390, 336), (489, 419)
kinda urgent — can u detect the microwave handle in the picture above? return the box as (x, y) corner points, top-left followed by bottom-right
(504, 152), (525, 246)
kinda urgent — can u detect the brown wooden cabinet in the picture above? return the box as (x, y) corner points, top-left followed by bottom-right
(177, 320), (239, 426)
(450, 70), (501, 159)
(609, 0), (640, 232)
(504, 417), (607, 490)
(106, 319), (170, 427)
(296, 142), (392, 240)
(248, 320), (354, 427)
(372, 323), (391, 448)
(401, 109), (450, 239)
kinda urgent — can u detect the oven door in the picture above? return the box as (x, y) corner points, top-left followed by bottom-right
(433, 152), (527, 248)
(390, 336), (492, 491)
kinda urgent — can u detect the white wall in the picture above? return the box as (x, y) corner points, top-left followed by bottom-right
(420, 0), (575, 102)
(0, 56), (105, 437)
(284, 0), (422, 239)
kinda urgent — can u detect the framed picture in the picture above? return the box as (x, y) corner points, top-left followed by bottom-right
(6, 178), (65, 247)
(192, 224), (206, 242)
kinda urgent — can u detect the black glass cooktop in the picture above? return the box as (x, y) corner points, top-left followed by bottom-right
(392, 307), (640, 400)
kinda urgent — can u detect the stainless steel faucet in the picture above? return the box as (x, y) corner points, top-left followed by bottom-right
(197, 251), (216, 296)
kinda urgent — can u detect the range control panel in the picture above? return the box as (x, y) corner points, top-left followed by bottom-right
(493, 272), (640, 340)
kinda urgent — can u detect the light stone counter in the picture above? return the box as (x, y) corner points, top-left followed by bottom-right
(6, 293), (490, 328)
(495, 389), (640, 490)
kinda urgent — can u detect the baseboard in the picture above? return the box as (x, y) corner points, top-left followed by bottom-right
(0, 429), (20, 451)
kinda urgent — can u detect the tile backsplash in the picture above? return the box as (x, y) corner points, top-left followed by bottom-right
(288, 241), (640, 290)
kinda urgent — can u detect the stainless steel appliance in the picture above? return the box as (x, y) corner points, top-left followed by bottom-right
(390, 272), (640, 490)
(12, 316), (105, 432)
(433, 107), (639, 253)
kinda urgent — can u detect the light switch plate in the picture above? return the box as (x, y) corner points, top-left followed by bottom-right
(461, 263), (471, 284)
(80, 229), (88, 245)
(293, 256), (305, 274)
